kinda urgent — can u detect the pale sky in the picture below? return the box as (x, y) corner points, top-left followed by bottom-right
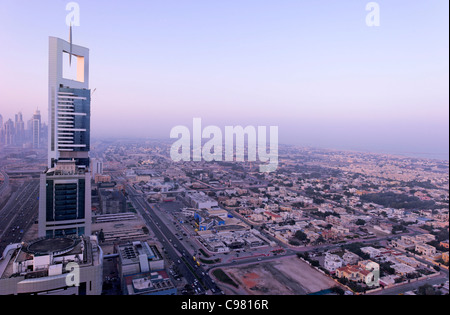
(0, 0), (448, 159)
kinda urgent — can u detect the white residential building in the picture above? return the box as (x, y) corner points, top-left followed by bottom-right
(324, 253), (343, 272)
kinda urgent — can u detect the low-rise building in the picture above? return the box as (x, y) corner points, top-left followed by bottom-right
(361, 246), (381, 259)
(391, 263), (416, 276)
(186, 192), (218, 209)
(342, 251), (361, 265)
(442, 252), (449, 263)
(116, 241), (165, 280)
(414, 233), (436, 244)
(324, 253), (343, 272)
(395, 255), (423, 268)
(415, 243), (436, 257)
(336, 260), (380, 286)
(123, 270), (176, 295)
(95, 174), (111, 184)
(335, 261), (378, 287)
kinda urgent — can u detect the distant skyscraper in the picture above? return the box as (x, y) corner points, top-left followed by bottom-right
(4, 119), (14, 145)
(91, 158), (103, 177)
(38, 36), (92, 238)
(31, 109), (41, 148)
(14, 112), (25, 146)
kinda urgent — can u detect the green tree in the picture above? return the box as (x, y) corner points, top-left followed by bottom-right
(294, 230), (308, 241)
(417, 284), (441, 295)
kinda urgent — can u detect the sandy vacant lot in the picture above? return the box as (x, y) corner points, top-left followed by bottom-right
(224, 256), (337, 295)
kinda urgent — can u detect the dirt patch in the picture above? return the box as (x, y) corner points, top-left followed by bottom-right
(223, 256), (337, 295)
(242, 272), (259, 288)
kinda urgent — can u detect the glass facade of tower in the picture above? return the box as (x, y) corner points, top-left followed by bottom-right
(39, 37), (92, 238)
(44, 177), (87, 237)
(55, 87), (91, 167)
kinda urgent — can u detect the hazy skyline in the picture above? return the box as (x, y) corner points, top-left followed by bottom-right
(0, 0), (448, 159)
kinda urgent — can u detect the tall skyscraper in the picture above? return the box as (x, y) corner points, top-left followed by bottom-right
(14, 112), (25, 146)
(31, 109), (41, 149)
(91, 158), (103, 177)
(4, 119), (14, 145)
(38, 36), (92, 238)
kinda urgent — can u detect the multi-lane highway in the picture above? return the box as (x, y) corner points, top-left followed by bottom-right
(0, 169), (9, 195)
(0, 179), (39, 255)
(126, 185), (223, 295)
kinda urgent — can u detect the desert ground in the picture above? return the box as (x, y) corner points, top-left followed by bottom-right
(222, 255), (337, 295)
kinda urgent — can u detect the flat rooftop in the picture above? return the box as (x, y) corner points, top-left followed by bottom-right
(1, 236), (101, 280)
(25, 237), (79, 256)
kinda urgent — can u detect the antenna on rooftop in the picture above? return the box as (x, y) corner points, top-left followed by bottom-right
(69, 23), (73, 66)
